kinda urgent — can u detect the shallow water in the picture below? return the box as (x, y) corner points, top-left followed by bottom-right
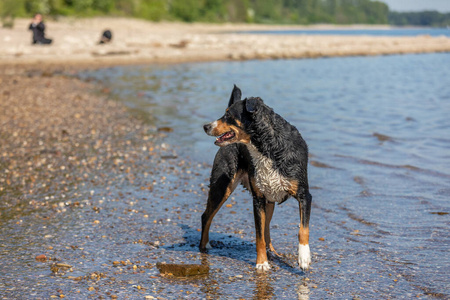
(237, 28), (450, 37)
(2, 53), (449, 299)
(82, 53), (450, 297)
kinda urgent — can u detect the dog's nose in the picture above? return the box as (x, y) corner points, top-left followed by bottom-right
(203, 123), (211, 133)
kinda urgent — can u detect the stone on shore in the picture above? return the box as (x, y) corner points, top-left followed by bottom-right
(156, 262), (209, 277)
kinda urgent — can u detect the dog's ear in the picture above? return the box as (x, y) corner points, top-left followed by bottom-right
(228, 84), (242, 107)
(245, 97), (263, 113)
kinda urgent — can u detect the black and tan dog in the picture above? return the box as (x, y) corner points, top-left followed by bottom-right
(200, 85), (312, 271)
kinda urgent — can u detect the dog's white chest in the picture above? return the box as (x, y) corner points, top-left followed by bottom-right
(246, 144), (291, 202)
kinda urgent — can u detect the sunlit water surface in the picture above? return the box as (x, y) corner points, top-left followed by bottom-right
(83, 53), (450, 297)
(238, 28), (450, 37)
(2, 53), (448, 299)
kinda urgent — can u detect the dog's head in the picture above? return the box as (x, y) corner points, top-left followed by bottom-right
(203, 85), (263, 147)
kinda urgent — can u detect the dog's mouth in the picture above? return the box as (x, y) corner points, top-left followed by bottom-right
(215, 130), (236, 145)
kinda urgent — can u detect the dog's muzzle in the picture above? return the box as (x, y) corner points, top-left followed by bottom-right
(203, 123), (213, 135)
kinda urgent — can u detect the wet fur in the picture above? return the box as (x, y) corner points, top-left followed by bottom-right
(200, 85), (312, 271)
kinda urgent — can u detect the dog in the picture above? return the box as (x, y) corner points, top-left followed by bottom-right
(200, 85), (312, 271)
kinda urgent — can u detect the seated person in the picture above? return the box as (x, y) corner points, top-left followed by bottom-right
(29, 14), (52, 45)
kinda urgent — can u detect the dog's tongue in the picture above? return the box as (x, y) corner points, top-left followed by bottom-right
(217, 132), (233, 143)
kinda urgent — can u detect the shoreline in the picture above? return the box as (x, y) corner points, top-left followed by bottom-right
(1, 17), (450, 68)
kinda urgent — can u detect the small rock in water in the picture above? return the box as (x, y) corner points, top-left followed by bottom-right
(373, 132), (393, 142)
(50, 263), (73, 274)
(156, 262), (209, 276)
(160, 155), (178, 160)
(157, 127), (174, 132)
(430, 211), (448, 215)
(35, 254), (47, 262)
(310, 160), (335, 169)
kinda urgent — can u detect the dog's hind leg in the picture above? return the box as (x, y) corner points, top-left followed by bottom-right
(296, 189), (312, 270)
(264, 202), (280, 257)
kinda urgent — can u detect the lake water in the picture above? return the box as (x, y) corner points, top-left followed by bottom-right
(238, 28), (450, 37)
(78, 53), (450, 298)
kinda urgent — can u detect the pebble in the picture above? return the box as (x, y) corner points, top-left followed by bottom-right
(35, 254), (47, 262)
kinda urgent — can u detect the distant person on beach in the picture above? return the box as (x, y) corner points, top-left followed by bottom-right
(29, 14), (52, 45)
(98, 30), (112, 44)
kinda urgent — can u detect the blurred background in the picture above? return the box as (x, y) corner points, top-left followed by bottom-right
(1, 1), (449, 299)
(1, 0), (450, 27)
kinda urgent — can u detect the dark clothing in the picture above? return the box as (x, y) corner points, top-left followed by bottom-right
(29, 22), (52, 44)
(99, 29), (112, 44)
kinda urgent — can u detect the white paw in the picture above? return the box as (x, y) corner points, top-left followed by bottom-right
(256, 261), (271, 271)
(205, 242), (212, 249)
(298, 244), (311, 270)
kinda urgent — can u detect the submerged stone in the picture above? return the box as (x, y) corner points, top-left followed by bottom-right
(156, 262), (209, 277)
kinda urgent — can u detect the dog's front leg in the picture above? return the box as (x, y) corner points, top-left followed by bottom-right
(253, 196), (270, 271)
(200, 184), (232, 251)
(200, 167), (242, 251)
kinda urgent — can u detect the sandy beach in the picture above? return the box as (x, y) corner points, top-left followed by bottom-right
(1, 17), (450, 66)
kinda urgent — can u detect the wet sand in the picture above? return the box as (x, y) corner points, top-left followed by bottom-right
(0, 65), (165, 216)
(1, 17), (450, 66)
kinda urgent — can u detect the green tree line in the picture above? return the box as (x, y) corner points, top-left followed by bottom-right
(1, 0), (389, 25)
(2, 0), (449, 27)
(389, 11), (450, 27)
